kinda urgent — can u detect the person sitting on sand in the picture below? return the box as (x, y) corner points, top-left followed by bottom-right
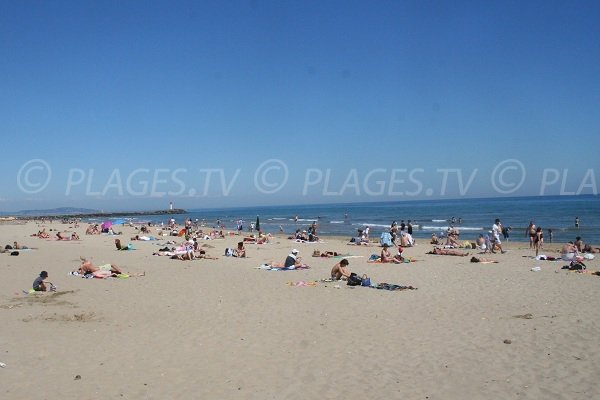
(284, 249), (302, 269)
(561, 242), (581, 261)
(574, 236), (584, 252)
(394, 245), (405, 263)
(445, 227), (460, 247)
(380, 244), (399, 263)
(470, 256), (498, 263)
(430, 233), (439, 245)
(476, 234), (493, 253)
(331, 258), (351, 280)
(33, 270), (53, 292)
(428, 247), (469, 256)
(71, 232), (80, 241)
(234, 242), (246, 257)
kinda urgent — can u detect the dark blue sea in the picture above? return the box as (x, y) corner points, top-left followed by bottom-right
(101, 195), (600, 244)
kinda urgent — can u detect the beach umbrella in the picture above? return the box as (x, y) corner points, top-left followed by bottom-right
(101, 220), (112, 230)
(256, 215), (260, 232)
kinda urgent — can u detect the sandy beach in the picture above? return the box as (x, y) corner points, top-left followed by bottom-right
(1, 221), (599, 400)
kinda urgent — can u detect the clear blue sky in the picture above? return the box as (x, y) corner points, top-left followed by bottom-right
(1, 0), (599, 211)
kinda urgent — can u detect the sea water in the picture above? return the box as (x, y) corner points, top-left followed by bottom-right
(120, 195), (600, 244)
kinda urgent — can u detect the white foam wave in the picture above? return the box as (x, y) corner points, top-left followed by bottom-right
(420, 225), (483, 231)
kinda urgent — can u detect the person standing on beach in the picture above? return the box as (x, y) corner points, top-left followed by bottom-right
(407, 220), (413, 236)
(526, 221), (536, 249)
(548, 228), (553, 243)
(534, 227), (544, 256)
(492, 219), (506, 254)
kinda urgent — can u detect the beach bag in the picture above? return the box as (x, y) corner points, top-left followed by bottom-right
(347, 273), (362, 286)
(224, 248), (234, 257)
(569, 261), (586, 270)
(361, 274), (371, 287)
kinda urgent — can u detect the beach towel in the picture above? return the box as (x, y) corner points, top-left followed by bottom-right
(374, 283), (417, 291)
(286, 281), (317, 287)
(256, 263), (311, 271)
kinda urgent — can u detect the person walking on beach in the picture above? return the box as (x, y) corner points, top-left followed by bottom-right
(492, 218), (506, 254)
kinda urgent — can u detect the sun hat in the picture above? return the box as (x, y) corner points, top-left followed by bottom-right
(292, 249), (299, 254)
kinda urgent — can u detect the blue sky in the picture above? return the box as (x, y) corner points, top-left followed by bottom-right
(1, 0), (599, 211)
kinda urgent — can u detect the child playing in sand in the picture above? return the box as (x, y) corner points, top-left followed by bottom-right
(33, 271), (54, 292)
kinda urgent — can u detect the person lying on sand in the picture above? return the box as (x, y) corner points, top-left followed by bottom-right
(76, 257), (144, 278)
(313, 250), (343, 257)
(427, 247), (469, 256)
(114, 238), (132, 250)
(470, 256), (498, 263)
(582, 244), (600, 254)
(170, 249), (219, 260)
(331, 258), (351, 280)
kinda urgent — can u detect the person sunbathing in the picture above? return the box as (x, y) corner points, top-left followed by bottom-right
(37, 229), (50, 239)
(470, 256), (498, 263)
(582, 244), (600, 253)
(76, 258), (134, 277)
(428, 247), (469, 256)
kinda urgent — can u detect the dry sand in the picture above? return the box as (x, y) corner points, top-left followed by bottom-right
(0, 221), (599, 399)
